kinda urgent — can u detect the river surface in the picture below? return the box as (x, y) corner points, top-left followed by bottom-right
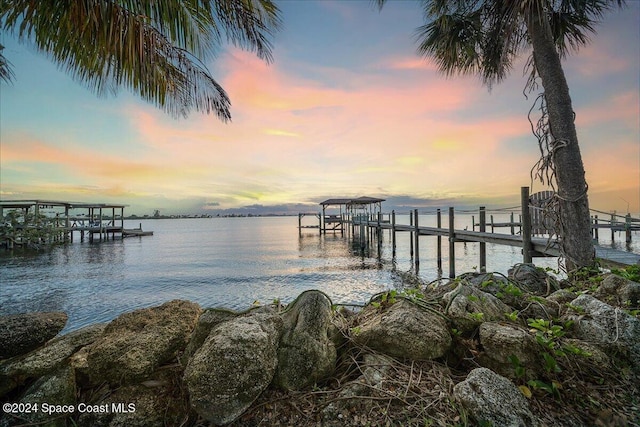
(1, 214), (637, 333)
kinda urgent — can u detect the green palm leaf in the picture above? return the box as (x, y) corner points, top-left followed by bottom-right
(0, 0), (281, 120)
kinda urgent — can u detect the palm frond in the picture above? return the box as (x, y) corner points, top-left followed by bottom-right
(0, 43), (15, 83)
(376, 0), (626, 90)
(0, 0), (281, 119)
(549, 0), (626, 56)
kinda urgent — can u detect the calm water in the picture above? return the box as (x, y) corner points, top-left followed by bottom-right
(1, 214), (637, 333)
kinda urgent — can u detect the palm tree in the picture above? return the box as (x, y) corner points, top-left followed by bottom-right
(0, 0), (280, 121)
(376, 0), (625, 271)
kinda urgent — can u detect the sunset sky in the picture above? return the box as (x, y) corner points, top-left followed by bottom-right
(1, 1), (639, 216)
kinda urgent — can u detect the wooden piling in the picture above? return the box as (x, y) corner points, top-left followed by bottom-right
(391, 210), (396, 258)
(448, 207), (455, 278)
(479, 207), (486, 272)
(521, 187), (532, 264)
(437, 209), (442, 273)
(510, 212), (515, 235)
(409, 213), (414, 259)
(414, 209), (420, 270)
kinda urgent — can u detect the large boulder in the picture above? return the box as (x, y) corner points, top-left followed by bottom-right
(442, 284), (512, 333)
(0, 312), (68, 359)
(0, 323), (105, 398)
(477, 322), (541, 380)
(453, 367), (538, 427)
(184, 308), (283, 425)
(565, 294), (640, 368)
(274, 290), (337, 390)
(86, 300), (201, 385)
(352, 299), (451, 360)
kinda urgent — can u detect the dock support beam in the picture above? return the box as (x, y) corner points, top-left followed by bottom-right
(409, 213), (414, 260)
(391, 210), (396, 258)
(437, 209), (442, 274)
(479, 207), (486, 272)
(449, 207), (455, 278)
(413, 209), (419, 271)
(521, 187), (532, 264)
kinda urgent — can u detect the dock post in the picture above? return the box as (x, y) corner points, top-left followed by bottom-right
(377, 212), (382, 258)
(611, 213), (615, 242)
(510, 212), (515, 235)
(448, 207), (455, 278)
(414, 209), (420, 271)
(391, 210), (396, 258)
(490, 214), (495, 233)
(626, 214), (632, 243)
(437, 209), (442, 274)
(298, 213), (302, 237)
(594, 215), (599, 241)
(521, 187), (532, 263)
(472, 215), (475, 231)
(409, 212), (414, 260)
(479, 207), (486, 272)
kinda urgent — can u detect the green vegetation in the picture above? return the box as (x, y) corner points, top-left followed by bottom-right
(612, 265), (640, 282)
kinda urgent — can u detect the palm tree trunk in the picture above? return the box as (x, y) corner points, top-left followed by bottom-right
(526, 11), (595, 271)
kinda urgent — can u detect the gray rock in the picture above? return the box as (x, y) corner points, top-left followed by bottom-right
(596, 274), (640, 308)
(442, 284), (513, 333)
(566, 294), (640, 368)
(184, 309), (283, 425)
(0, 312), (68, 359)
(508, 263), (558, 295)
(181, 308), (238, 365)
(0, 323), (105, 398)
(518, 296), (560, 321)
(77, 367), (186, 427)
(546, 289), (577, 306)
(321, 353), (394, 424)
(453, 367), (538, 427)
(478, 322), (541, 380)
(274, 290), (337, 390)
(353, 299), (451, 360)
(86, 300), (201, 385)
(0, 365), (76, 427)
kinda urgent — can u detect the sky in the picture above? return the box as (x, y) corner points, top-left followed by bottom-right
(1, 1), (639, 216)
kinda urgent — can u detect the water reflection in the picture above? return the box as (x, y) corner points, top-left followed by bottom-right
(1, 217), (638, 333)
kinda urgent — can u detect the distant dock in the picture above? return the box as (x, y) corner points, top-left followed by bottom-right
(0, 200), (152, 249)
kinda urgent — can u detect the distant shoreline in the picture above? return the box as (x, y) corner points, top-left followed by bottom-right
(124, 213), (297, 220)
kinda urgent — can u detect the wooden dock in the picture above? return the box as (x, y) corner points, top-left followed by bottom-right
(0, 200), (152, 248)
(307, 188), (639, 277)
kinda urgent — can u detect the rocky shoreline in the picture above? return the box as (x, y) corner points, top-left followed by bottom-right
(1, 264), (638, 426)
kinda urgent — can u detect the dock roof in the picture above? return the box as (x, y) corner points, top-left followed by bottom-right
(319, 196), (385, 206)
(0, 200), (128, 209)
